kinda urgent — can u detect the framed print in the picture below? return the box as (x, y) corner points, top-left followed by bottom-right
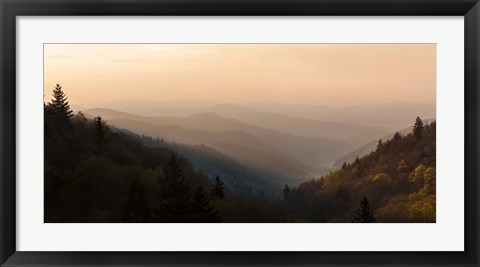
(1, 0), (479, 266)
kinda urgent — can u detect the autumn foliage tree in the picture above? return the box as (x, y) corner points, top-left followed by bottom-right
(283, 117), (436, 223)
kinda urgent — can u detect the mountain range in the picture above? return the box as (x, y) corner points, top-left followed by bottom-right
(77, 100), (434, 129)
(75, 101), (435, 187)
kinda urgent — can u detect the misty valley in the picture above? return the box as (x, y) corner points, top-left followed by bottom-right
(45, 84), (436, 223)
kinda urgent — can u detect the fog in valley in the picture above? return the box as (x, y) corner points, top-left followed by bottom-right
(71, 100), (435, 187)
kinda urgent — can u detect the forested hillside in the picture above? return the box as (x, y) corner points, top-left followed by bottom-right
(281, 117), (436, 223)
(139, 135), (282, 201)
(44, 84), (296, 223)
(81, 107), (350, 180)
(332, 119), (435, 170)
(44, 84), (435, 223)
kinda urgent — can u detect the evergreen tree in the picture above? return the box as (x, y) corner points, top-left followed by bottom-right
(353, 197), (377, 223)
(376, 139), (384, 150)
(47, 84), (73, 125)
(192, 186), (221, 222)
(413, 116), (424, 140)
(157, 154), (192, 222)
(393, 132), (402, 142)
(341, 162), (348, 171)
(73, 111), (88, 129)
(94, 116), (107, 154)
(211, 176), (225, 200)
(123, 176), (150, 223)
(354, 156), (362, 177)
(283, 184), (290, 200)
(44, 100), (55, 139)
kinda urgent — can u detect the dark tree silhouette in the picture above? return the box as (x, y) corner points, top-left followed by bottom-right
(157, 154), (192, 222)
(94, 116), (107, 154)
(211, 176), (225, 200)
(192, 186), (221, 222)
(376, 139), (383, 150)
(283, 184), (290, 200)
(393, 132), (402, 142)
(47, 84), (73, 125)
(341, 162), (348, 171)
(354, 156), (363, 177)
(336, 186), (350, 202)
(413, 116), (424, 140)
(353, 197), (376, 223)
(123, 176), (150, 223)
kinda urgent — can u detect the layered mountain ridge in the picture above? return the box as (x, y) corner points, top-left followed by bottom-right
(75, 101), (435, 189)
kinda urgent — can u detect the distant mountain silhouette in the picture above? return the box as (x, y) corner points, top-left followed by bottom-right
(242, 102), (436, 128)
(80, 102), (387, 142)
(82, 109), (318, 182)
(79, 104), (434, 181)
(81, 100), (434, 132)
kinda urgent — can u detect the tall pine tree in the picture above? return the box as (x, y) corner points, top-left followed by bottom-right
(192, 186), (221, 222)
(393, 132), (402, 142)
(157, 154), (192, 222)
(47, 84), (73, 126)
(376, 139), (384, 150)
(94, 116), (107, 154)
(353, 197), (377, 223)
(413, 116), (424, 140)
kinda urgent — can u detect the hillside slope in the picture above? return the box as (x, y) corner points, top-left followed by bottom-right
(96, 116), (312, 181)
(139, 135), (282, 200)
(82, 108), (350, 178)
(282, 119), (436, 223)
(45, 109), (299, 222)
(80, 104), (385, 142)
(332, 119), (435, 170)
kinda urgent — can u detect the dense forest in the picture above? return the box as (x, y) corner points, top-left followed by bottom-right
(138, 134), (282, 201)
(45, 84), (435, 223)
(44, 84), (297, 223)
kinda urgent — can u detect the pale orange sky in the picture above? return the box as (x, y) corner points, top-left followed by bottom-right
(44, 44), (436, 107)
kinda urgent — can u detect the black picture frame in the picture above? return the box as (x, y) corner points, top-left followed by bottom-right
(1, 0), (479, 266)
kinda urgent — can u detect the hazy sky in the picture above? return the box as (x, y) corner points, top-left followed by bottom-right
(44, 44), (435, 107)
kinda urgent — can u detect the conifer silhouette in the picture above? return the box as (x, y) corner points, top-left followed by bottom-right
(157, 154), (192, 222)
(393, 132), (402, 141)
(123, 176), (150, 222)
(353, 197), (377, 223)
(211, 176), (225, 200)
(413, 116), (424, 140)
(94, 116), (107, 154)
(47, 84), (73, 125)
(192, 186), (221, 222)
